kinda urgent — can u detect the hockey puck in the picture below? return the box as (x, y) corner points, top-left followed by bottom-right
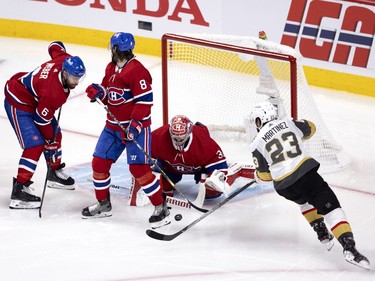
(174, 214), (182, 221)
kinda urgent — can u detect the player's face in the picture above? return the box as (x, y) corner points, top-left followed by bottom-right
(171, 134), (189, 151)
(62, 71), (83, 89)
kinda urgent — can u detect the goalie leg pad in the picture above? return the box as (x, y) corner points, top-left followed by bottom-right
(128, 176), (151, 207)
(226, 162), (255, 185)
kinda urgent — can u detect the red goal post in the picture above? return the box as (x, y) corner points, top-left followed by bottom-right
(160, 33), (350, 173)
(162, 33), (298, 124)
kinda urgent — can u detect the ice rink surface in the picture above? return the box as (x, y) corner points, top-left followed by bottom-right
(0, 37), (374, 281)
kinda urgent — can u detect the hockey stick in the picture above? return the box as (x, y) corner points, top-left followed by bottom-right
(192, 180), (206, 208)
(94, 98), (209, 213)
(87, 178), (194, 210)
(146, 180), (256, 241)
(39, 107), (62, 218)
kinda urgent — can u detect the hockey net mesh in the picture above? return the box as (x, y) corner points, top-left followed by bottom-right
(162, 33), (350, 173)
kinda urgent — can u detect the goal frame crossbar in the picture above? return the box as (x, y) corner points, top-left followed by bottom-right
(161, 33), (298, 125)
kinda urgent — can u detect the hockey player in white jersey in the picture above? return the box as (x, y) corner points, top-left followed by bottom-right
(207, 101), (370, 270)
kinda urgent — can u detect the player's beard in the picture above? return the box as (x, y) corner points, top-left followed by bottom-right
(62, 75), (78, 90)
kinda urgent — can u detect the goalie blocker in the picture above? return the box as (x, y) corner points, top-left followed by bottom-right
(128, 162), (255, 206)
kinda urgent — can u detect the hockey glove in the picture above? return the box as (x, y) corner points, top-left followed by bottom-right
(44, 139), (59, 162)
(124, 119), (142, 141)
(86, 83), (107, 102)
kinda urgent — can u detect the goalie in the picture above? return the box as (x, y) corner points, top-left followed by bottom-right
(129, 115), (255, 206)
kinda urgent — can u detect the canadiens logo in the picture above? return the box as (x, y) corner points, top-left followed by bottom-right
(281, 0), (374, 68)
(107, 87), (127, 106)
(172, 164), (200, 173)
(166, 160), (200, 173)
(32, 135), (39, 141)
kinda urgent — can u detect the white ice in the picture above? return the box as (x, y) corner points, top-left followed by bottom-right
(0, 37), (374, 281)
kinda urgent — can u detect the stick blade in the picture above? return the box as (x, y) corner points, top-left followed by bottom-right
(146, 229), (179, 241)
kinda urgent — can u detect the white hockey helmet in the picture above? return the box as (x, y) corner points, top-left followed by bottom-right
(169, 115), (193, 151)
(250, 101), (278, 130)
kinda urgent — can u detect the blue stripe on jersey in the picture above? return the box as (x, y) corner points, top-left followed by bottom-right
(20, 71), (39, 100)
(33, 111), (51, 125)
(122, 89), (134, 102)
(134, 90), (153, 103)
(205, 159), (228, 174)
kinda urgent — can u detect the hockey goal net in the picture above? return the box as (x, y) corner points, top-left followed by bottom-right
(161, 33), (350, 173)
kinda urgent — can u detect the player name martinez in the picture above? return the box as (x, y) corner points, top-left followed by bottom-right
(262, 122), (289, 142)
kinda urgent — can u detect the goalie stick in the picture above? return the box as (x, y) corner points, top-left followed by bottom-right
(94, 98), (209, 213)
(87, 178), (198, 210)
(146, 180), (256, 241)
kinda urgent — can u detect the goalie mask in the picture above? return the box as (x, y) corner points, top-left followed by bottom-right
(250, 101), (278, 130)
(169, 115), (193, 151)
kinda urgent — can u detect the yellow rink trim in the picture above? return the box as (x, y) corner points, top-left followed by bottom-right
(304, 66), (374, 97)
(0, 18), (161, 56)
(0, 18), (373, 97)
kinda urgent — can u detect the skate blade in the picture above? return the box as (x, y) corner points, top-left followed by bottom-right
(321, 239), (334, 251)
(150, 217), (171, 229)
(81, 212), (112, 219)
(345, 259), (370, 270)
(9, 200), (41, 209)
(47, 181), (75, 190)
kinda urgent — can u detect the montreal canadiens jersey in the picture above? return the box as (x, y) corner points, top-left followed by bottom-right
(4, 41), (72, 140)
(151, 124), (228, 175)
(251, 116), (320, 190)
(100, 58), (153, 131)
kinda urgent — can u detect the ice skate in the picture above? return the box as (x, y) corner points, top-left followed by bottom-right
(149, 201), (171, 229)
(340, 236), (370, 270)
(312, 219), (334, 251)
(82, 198), (112, 219)
(9, 178), (41, 209)
(47, 163), (75, 190)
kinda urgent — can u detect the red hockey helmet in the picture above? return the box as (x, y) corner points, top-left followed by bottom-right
(169, 115), (193, 151)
